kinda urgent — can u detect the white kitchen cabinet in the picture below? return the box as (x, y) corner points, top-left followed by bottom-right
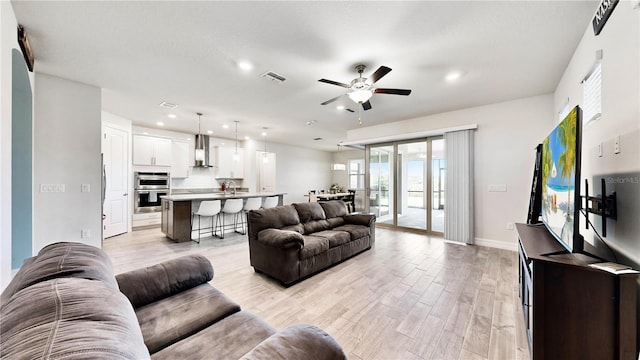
(171, 141), (190, 178)
(216, 146), (244, 179)
(133, 135), (172, 166)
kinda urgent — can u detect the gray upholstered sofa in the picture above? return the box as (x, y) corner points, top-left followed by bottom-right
(247, 200), (376, 286)
(0, 242), (345, 359)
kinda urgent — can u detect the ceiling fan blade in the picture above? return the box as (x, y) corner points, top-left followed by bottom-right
(321, 94), (344, 105)
(318, 78), (350, 88)
(370, 66), (392, 84)
(375, 88), (412, 96)
(361, 100), (372, 111)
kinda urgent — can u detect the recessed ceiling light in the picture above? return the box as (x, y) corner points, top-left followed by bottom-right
(156, 122), (164, 126)
(244, 136), (250, 140)
(238, 60), (253, 71)
(222, 124), (229, 129)
(261, 131), (267, 136)
(186, 138), (191, 141)
(207, 130), (213, 134)
(445, 71), (462, 82)
(336, 105), (345, 110)
(143, 132), (148, 135)
(167, 114), (176, 119)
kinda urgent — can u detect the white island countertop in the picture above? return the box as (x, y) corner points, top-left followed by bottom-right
(161, 192), (286, 201)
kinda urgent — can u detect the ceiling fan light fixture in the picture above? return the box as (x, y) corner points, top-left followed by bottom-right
(348, 89), (373, 103)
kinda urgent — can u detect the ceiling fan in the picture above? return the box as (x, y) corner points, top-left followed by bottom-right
(319, 64), (412, 111)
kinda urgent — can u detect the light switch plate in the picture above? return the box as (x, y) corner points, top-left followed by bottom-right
(489, 184), (507, 192)
(81, 184), (90, 192)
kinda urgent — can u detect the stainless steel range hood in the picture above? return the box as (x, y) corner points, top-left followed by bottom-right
(194, 134), (213, 167)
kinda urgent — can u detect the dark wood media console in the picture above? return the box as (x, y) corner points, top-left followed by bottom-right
(517, 223), (637, 359)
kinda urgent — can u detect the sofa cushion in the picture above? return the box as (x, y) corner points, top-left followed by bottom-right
(257, 229), (304, 249)
(281, 223), (304, 234)
(333, 224), (371, 241)
(240, 324), (347, 360)
(300, 236), (330, 259)
(293, 202), (326, 222)
(312, 230), (351, 248)
(116, 255), (213, 308)
(248, 205), (301, 241)
(1, 277), (150, 360)
(302, 219), (331, 234)
(326, 217), (346, 228)
(151, 311), (276, 360)
(1, 242), (118, 303)
(136, 284), (241, 354)
(319, 200), (348, 218)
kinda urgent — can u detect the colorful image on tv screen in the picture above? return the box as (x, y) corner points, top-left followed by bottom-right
(541, 107), (578, 250)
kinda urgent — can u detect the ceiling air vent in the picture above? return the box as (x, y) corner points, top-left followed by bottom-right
(261, 71), (286, 83)
(159, 101), (177, 109)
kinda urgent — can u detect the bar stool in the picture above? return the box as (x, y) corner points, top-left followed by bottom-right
(191, 200), (221, 243)
(220, 198), (243, 239)
(262, 196), (279, 209)
(242, 197), (262, 234)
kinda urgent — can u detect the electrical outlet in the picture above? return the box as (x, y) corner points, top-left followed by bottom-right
(81, 184), (90, 193)
(506, 223), (514, 230)
(614, 135), (620, 154)
(81, 229), (91, 238)
(597, 142), (603, 157)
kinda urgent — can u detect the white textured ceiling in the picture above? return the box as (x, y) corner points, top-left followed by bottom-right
(11, 1), (598, 151)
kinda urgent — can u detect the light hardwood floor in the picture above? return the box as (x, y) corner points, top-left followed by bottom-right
(103, 227), (530, 360)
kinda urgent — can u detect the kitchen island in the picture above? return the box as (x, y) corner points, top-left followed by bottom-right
(160, 192), (286, 242)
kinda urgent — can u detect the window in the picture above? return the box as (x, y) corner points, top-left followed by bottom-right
(583, 53), (602, 124)
(348, 159), (365, 190)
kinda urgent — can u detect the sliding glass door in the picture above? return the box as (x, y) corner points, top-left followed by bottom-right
(367, 145), (394, 223)
(366, 137), (444, 234)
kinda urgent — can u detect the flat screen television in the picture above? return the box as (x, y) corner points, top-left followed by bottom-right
(540, 106), (583, 253)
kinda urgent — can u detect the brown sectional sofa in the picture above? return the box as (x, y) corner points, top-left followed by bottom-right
(247, 200), (376, 285)
(1, 242), (345, 359)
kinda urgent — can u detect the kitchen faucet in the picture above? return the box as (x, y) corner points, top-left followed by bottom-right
(227, 180), (237, 195)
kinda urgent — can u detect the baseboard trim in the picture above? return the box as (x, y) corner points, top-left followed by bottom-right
(474, 237), (517, 251)
(443, 239), (468, 246)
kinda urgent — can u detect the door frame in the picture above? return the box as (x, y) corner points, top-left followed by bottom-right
(102, 121), (132, 239)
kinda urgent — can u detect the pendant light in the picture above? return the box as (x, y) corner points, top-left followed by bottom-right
(262, 127), (268, 163)
(195, 112), (205, 161)
(233, 120), (239, 161)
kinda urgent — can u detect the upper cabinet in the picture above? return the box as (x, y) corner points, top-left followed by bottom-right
(171, 141), (190, 178)
(216, 146), (244, 179)
(133, 135), (172, 166)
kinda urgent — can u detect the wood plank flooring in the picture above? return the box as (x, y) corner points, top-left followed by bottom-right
(103, 227), (530, 360)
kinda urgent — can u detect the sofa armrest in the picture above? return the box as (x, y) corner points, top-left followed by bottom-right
(116, 254), (213, 308)
(256, 229), (304, 249)
(344, 213), (376, 227)
(240, 324), (346, 360)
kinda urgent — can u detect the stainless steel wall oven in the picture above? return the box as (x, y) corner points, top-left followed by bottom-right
(134, 172), (169, 213)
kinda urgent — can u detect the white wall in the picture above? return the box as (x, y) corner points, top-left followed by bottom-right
(243, 139), (332, 204)
(554, 3), (640, 264)
(1, 2), (35, 290)
(33, 73), (102, 252)
(347, 94), (554, 249)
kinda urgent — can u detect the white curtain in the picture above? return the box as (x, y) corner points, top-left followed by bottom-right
(444, 129), (474, 244)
